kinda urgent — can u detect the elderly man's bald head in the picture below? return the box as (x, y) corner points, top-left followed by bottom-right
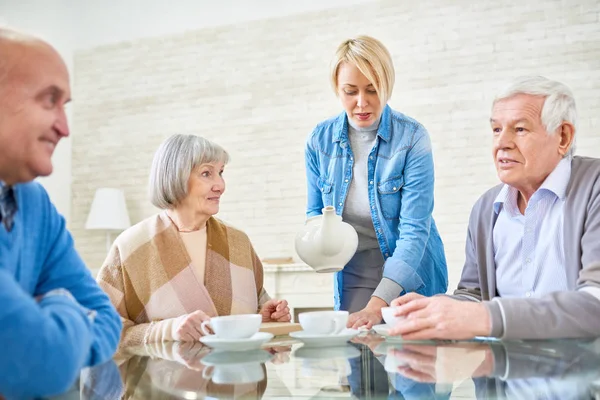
(0, 27), (41, 45)
(0, 27), (71, 185)
(0, 28), (62, 87)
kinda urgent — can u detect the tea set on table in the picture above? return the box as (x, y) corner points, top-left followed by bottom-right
(198, 206), (404, 353)
(294, 205), (405, 342)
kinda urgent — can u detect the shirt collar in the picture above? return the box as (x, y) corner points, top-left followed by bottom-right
(539, 156), (571, 200)
(493, 157), (572, 215)
(493, 184), (518, 216)
(332, 104), (392, 143)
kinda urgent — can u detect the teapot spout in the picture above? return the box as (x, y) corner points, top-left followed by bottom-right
(317, 206), (344, 256)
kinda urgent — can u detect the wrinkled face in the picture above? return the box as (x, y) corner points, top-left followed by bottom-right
(180, 162), (226, 216)
(491, 94), (568, 195)
(337, 62), (383, 127)
(0, 43), (71, 184)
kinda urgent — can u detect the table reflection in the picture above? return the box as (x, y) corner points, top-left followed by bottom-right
(71, 335), (600, 400)
(382, 339), (600, 400)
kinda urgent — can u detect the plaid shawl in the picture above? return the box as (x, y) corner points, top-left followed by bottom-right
(115, 343), (268, 399)
(98, 212), (267, 346)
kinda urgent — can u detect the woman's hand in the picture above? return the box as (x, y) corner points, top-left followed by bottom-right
(347, 297), (386, 329)
(259, 299), (291, 322)
(267, 345), (293, 364)
(351, 334), (385, 354)
(173, 310), (211, 341)
(172, 341), (210, 370)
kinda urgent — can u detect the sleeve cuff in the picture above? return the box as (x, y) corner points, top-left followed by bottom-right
(484, 300), (505, 338)
(488, 342), (508, 378)
(258, 288), (271, 310)
(371, 278), (404, 305)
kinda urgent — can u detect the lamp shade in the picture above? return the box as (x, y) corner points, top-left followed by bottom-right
(85, 188), (131, 231)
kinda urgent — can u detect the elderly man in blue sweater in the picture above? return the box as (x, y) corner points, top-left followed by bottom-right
(0, 29), (121, 398)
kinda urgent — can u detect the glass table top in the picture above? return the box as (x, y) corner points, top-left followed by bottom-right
(56, 333), (600, 399)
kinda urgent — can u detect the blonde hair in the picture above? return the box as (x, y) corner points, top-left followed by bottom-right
(330, 35), (395, 104)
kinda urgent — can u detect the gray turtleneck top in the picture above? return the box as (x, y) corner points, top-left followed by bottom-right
(343, 117), (404, 305)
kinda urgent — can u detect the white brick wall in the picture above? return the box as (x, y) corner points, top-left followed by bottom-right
(71, 0), (600, 292)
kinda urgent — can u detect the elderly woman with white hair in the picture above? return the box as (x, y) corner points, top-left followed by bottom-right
(98, 134), (290, 346)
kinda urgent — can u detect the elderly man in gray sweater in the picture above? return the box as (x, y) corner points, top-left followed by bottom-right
(389, 76), (600, 340)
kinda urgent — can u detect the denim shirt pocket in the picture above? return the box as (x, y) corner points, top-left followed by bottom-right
(377, 176), (404, 220)
(318, 176), (334, 207)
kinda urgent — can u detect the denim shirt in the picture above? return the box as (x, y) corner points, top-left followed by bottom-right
(305, 105), (448, 309)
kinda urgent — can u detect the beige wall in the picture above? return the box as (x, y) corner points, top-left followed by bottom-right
(71, 0), (600, 290)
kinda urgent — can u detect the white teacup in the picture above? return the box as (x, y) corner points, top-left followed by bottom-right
(298, 311), (348, 335)
(201, 349), (271, 384)
(381, 306), (405, 327)
(200, 314), (261, 339)
(384, 346), (408, 373)
(202, 364), (264, 384)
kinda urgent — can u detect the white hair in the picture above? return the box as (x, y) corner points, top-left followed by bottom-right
(149, 134), (229, 209)
(493, 76), (577, 157)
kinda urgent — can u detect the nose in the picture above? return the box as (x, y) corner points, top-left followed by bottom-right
(54, 107), (70, 138)
(213, 175), (225, 193)
(356, 92), (368, 108)
(495, 128), (515, 150)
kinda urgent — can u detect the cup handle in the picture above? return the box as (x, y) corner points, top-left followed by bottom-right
(333, 318), (344, 334)
(202, 366), (213, 380)
(200, 320), (212, 336)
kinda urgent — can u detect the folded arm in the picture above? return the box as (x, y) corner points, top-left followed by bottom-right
(0, 270), (93, 398)
(35, 197), (121, 366)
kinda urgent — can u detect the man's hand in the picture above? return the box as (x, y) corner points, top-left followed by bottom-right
(388, 293), (492, 340)
(259, 299), (291, 322)
(391, 344), (492, 383)
(391, 345), (437, 381)
(347, 297), (386, 329)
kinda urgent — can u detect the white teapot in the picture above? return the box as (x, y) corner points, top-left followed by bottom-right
(295, 206), (358, 273)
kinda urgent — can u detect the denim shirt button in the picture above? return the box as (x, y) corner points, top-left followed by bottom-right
(393, 187), (397, 191)
(345, 179), (349, 183)
(369, 156), (373, 160)
(385, 253), (389, 257)
(339, 202), (342, 206)
(369, 180), (373, 185)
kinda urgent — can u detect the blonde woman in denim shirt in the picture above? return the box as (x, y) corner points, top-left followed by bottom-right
(305, 36), (448, 329)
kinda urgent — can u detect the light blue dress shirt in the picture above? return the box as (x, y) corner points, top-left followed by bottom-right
(493, 157), (572, 298)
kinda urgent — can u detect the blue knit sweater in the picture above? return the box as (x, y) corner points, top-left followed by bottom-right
(0, 182), (122, 399)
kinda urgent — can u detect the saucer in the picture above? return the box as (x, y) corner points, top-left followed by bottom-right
(202, 349), (273, 366)
(289, 329), (360, 347)
(294, 344), (361, 360)
(373, 324), (403, 341)
(373, 341), (404, 355)
(473, 336), (500, 342)
(200, 332), (274, 352)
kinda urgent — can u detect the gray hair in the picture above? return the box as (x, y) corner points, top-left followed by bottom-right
(149, 134), (229, 209)
(493, 76), (577, 157)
